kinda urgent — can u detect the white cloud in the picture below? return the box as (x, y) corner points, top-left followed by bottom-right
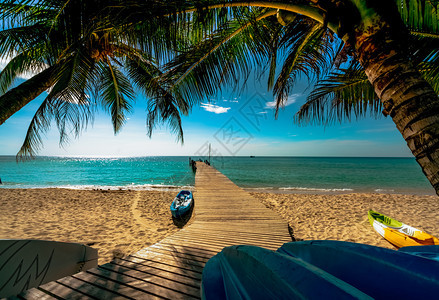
(200, 102), (231, 114)
(265, 94), (299, 109)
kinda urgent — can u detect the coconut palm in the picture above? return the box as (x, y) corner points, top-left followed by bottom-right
(0, 0), (188, 158)
(116, 0), (439, 194)
(296, 28), (439, 125)
(2, 0), (439, 194)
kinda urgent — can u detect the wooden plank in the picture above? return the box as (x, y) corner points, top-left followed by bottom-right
(148, 244), (216, 260)
(85, 267), (200, 299)
(133, 246), (209, 264)
(58, 275), (159, 299)
(167, 234), (286, 250)
(19, 287), (59, 300)
(185, 227), (291, 240)
(172, 230), (290, 244)
(126, 254), (205, 273)
(165, 236), (280, 252)
(158, 241), (219, 255)
(103, 260), (201, 288)
(36, 280), (101, 299)
(114, 257), (202, 281)
(70, 267), (198, 299)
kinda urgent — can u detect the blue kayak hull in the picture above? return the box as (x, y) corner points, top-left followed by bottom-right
(399, 244), (439, 261)
(202, 240), (439, 299)
(170, 190), (193, 218)
(170, 203), (192, 218)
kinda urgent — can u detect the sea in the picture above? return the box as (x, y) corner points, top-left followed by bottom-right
(0, 156), (435, 195)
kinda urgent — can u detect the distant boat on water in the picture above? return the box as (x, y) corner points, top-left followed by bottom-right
(250, 156), (255, 158)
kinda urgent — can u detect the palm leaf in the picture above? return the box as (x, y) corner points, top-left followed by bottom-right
(295, 62), (381, 126)
(273, 22), (332, 116)
(399, 0), (439, 36)
(125, 53), (187, 141)
(146, 94), (185, 142)
(164, 8), (277, 106)
(16, 97), (53, 160)
(97, 62), (135, 133)
(17, 48), (96, 158)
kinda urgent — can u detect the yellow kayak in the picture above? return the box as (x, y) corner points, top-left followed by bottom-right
(368, 210), (439, 248)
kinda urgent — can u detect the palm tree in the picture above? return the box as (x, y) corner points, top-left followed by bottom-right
(2, 0), (439, 195)
(0, 0), (187, 158)
(125, 0), (439, 195)
(296, 32), (439, 125)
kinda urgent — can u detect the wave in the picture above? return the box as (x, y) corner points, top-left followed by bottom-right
(374, 189), (395, 193)
(278, 187), (354, 192)
(1, 183), (194, 191)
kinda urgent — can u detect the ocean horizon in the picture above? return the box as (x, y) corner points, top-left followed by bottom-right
(0, 155), (435, 195)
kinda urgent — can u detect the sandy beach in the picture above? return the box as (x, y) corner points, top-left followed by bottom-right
(1, 188), (438, 266)
(0, 189), (181, 265)
(253, 192), (439, 249)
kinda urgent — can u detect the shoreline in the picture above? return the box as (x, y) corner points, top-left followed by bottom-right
(244, 187), (436, 196)
(1, 188), (438, 265)
(1, 184), (435, 196)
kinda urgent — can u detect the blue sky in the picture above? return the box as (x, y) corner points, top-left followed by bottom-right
(0, 72), (413, 158)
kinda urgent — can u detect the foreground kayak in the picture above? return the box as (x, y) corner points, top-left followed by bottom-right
(202, 241), (439, 299)
(0, 239), (98, 298)
(399, 245), (439, 261)
(170, 190), (193, 218)
(202, 243), (370, 300)
(368, 210), (439, 248)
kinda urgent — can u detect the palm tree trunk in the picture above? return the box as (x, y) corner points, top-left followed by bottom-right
(355, 19), (439, 195)
(0, 66), (57, 125)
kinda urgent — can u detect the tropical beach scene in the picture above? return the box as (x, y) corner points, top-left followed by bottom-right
(1, 0), (439, 299)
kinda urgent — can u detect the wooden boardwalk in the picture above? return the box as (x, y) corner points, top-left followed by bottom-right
(20, 162), (292, 299)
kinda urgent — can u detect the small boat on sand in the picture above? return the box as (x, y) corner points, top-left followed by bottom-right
(368, 210), (439, 248)
(170, 190), (193, 218)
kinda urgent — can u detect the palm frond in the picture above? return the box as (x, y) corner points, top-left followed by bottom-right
(273, 22), (332, 117)
(295, 62), (381, 126)
(125, 53), (187, 141)
(164, 8), (276, 106)
(0, 24), (51, 57)
(146, 94), (185, 142)
(398, 0), (439, 36)
(0, 51), (48, 93)
(16, 97), (53, 160)
(97, 62), (135, 133)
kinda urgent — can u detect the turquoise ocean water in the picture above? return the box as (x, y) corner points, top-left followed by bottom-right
(0, 156), (435, 195)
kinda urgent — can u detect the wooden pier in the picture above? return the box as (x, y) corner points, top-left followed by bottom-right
(20, 162), (292, 299)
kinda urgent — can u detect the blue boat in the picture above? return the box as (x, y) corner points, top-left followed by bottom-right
(201, 241), (439, 299)
(170, 190), (193, 218)
(399, 244), (439, 261)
